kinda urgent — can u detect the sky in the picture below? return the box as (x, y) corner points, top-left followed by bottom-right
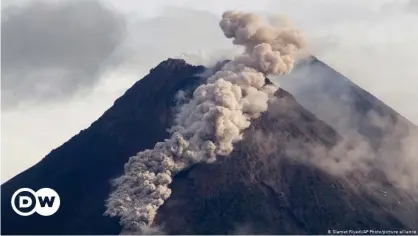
(1, 0), (418, 182)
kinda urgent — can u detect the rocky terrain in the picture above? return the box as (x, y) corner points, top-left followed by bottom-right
(1, 58), (417, 235)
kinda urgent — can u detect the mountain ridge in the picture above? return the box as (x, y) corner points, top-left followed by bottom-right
(1, 57), (417, 235)
(1, 58), (205, 234)
(280, 56), (418, 147)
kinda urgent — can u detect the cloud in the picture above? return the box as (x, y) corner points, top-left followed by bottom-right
(0, 5), (236, 182)
(2, 0), (417, 187)
(1, 67), (139, 182)
(272, 54), (418, 194)
(1, 0), (126, 109)
(307, 120), (418, 195)
(406, 0), (418, 13)
(115, 0), (418, 124)
(113, 6), (234, 70)
(267, 0), (418, 124)
(265, 83), (418, 195)
(105, 10), (306, 232)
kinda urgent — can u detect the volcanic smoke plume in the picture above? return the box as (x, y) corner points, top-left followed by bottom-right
(105, 11), (306, 233)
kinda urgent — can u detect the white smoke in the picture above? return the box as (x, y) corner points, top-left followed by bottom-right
(176, 47), (243, 68)
(105, 11), (305, 233)
(307, 121), (418, 194)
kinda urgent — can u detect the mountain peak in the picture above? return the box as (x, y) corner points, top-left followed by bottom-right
(2, 58), (417, 234)
(151, 58), (193, 72)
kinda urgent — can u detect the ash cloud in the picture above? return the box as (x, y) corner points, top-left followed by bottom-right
(307, 120), (418, 195)
(1, 0), (126, 109)
(105, 11), (305, 233)
(273, 57), (418, 195)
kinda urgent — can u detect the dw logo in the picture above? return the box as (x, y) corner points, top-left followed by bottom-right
(11, 188), (60, 216)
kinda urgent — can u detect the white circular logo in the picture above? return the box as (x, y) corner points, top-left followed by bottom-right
(11, 188), (61, 216)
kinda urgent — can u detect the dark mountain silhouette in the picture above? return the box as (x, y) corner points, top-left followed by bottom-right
(1, 58), (417, 235)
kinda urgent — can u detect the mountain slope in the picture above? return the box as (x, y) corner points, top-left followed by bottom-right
(279, 56), (418, 149)
(154, 88), (416, 234)
(1, 58), (417, 235)
(1, 59), (205, 235)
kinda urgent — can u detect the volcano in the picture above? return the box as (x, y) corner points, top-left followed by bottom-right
(1, 57), (417, 235)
